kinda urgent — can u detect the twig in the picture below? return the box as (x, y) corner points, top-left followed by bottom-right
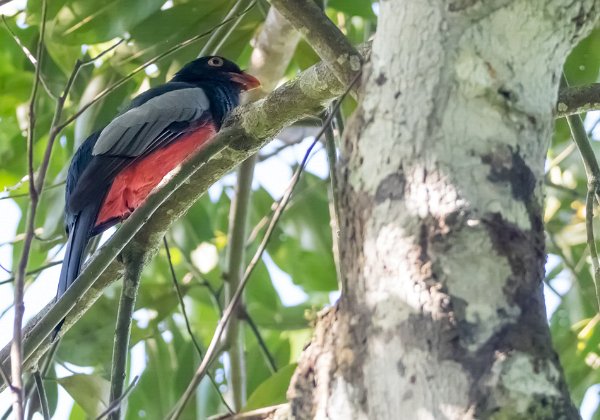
(0, 262), (10, 274)
(11, 1), (47, 417)
(0, 261), (62, 286)
(33, 370), (50, 420)
(163, 237), (234, 414)
(108, 251), (143, 420)
(586, 188), (600, 310)
(95, 376), (139, 420)
(0, 181), (66, 201)
(564, 74), (600, 311)
(241, 310), (277, 373)
(0, 363), (11, 391)
(167, 73), (360, 419)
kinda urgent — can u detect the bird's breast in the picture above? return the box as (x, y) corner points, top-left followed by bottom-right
(95, 124), (216, 229)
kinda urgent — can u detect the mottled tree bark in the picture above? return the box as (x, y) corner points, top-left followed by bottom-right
(288, 1), (600, 419)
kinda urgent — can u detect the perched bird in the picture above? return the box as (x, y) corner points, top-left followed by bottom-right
(57, 55), (260, 306)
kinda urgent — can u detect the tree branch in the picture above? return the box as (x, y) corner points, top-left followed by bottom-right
(11, 1), (47, 417)
(557, 83), (600, 118)
(108, 250), (143, 420)
(270, 0), (361, 86)
(0, 48), (352, 392)
(563, 74), (600, 310)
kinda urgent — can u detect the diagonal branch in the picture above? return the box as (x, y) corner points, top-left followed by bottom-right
(0, 49), (353, 392)
(12, 1), (47, 417)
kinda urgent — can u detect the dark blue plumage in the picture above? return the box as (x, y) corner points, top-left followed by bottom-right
(54, 56), (259, 337)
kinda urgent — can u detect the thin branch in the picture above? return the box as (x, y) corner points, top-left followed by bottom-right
(210, 404), (289, 420)
(0, 262), (10, 274)
(0, 363), (11, 391)
(586, 188), (600, 310)
(0, 181), (66, 202)
(168, 73), (360, 419)
(564, 74), (600, 311)
(0, 261), (62, 286)
(11, 1), (47, 417)
(164, 238), (204, 355)
(108, 251), (143, 420)
(557, 83), (600, 118)
(257, 137), (304, 162)
(270, 0), (361, 87)
(95, 376), (139, 420)
(224, 157), (254, 410)
(33, 370), (50, 420)
(163, 237), (234, 414)
(0, 43), (359, 386)
(241, 310), (277, 373)
(324, 108), (343, 291)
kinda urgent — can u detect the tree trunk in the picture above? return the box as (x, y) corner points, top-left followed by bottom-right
(288, 1), (600, 418)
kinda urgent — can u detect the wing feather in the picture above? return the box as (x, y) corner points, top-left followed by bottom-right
(92, 88), (210, 157)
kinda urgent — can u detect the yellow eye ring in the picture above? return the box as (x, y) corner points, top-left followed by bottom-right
(208, 57), (224, 67)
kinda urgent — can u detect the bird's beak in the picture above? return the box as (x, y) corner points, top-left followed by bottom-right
(228, 71), (261, 91)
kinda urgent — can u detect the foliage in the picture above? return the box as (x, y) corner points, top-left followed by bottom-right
(0, 0), (599, 419)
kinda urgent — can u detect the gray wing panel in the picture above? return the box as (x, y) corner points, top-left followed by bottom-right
(92, 88), (210, 157)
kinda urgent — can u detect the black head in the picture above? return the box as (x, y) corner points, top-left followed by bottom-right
(171, 56), (260, 91)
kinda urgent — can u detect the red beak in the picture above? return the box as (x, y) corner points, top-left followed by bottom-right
(228, 71), (261, 91)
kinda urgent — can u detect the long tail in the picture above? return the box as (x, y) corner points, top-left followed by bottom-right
(54, 204), (98, 337)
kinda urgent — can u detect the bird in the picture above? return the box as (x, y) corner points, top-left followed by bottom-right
(56, 55), (260, 316)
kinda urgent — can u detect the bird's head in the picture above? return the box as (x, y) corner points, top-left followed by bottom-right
(172, 56), (260, 91)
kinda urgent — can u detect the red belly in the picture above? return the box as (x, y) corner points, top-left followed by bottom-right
(95, 124), (216, 228)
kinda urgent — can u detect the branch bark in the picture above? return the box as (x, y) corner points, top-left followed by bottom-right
(0, 46), (350, 391)
(557, 82), (600, 117)
(108, 248), (143, 420)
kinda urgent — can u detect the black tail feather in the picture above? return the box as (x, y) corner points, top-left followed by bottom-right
(53, 204), (98, 338)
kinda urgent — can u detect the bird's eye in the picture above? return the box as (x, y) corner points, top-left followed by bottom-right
(208, 57), (224, 67)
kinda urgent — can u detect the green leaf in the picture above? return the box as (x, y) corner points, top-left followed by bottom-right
(244, 363), (297, 411)
(48, 0), (166, 45)
(58, 374), (111, 417)
(328, 0), (375, 18)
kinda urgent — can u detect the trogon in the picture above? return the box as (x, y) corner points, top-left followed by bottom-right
(57, 55), (260, 310)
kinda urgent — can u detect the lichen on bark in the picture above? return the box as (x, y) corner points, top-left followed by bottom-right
(287, 1), (600, 419)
